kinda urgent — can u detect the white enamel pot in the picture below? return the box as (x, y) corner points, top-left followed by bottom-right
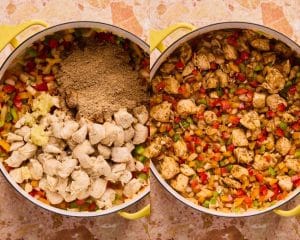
(150, 22), (300, 217)
(0, 20), (150, 218)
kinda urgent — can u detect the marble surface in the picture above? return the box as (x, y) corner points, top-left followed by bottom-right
(0, 0), (300, 239)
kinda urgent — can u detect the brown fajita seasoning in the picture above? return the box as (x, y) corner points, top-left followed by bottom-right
(57, 40), (149, 122)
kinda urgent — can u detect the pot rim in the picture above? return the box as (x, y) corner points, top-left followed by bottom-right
(0, 21), (150, 217)
(150, 21), (300, 217)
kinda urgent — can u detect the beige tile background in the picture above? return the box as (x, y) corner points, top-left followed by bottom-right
(0, 0), (300, 239)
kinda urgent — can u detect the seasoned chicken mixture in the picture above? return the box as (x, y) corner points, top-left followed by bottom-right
(150, 29), (300, 213)
(0, 29), (150, 211)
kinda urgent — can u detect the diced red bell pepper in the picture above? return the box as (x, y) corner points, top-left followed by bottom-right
(75, 199), (85, 206)
(212, 121), (220, 129)
(260, 185), (268, 196)
(221, 131), (230, 139)
(275, 127), (285, 137)
(220, 167), (227, 175)
(210, 62), (218, 70)
(244, 196), (253, 207)
(293, 179), (300, 187)
(178, 85), (187, 95)
(289, 85), (297, 95)
(174, 116), (181, 123)
(35, 82), (48, 91)
(13, 96), (22, 109)
(195, 111), (204, 120)
(227, 144), (235, 152)
(271, 183), (281, 196)
(25, 60), (36, 72)
(187, 142), (195, 153)
(88, 202), (97, 211)
(48, 38), (58, 49)
(277, 103), (286, 112)
(197, 154), (204, 161)
(266, 110), (276, 119)
(209, 98), (221, 108)
(229, 115), (240, 125)
(220, 100), (231, 111)
(236, 189), (246, 197)
(248, 167), (254, 176)
(141, 166), (150, 173)
(249, 80), (259, 88)
(235, 88), (248, 95)
(190, 179), (199, 189)
(238, 102), (246, 110)
(199, 87), (206, 94)
(235, 58), (243, 65)
(203, 143), (209, 152)
(3, 85), (15, 93)
(227, 35), (238, 46)
(178, 158), (186, 164)
(255, 173), (264, 183)
(155, 82), (166, 92)
(193, 136), (201, 145)
(198, 172), (208, 184)
(291, 122), (300, 131)
(235, 72), (246, 82)
(240, 51), (250, 60)
(175, 60), (185, 69)
(192, 69), (198, 76)
(162, 95), (177, 108)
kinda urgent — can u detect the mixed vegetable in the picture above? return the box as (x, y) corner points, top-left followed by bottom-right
(150, 29), (300, 213)
(0, 28), (150, 211)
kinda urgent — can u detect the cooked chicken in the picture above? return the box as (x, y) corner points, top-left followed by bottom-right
(177, 99), (198, 115)
(231, 165), (249, 180)
(182, 62), (195, 76)
(171, 174), (189, 192)
(263, 67), (286, 93)
(232, 129), (249, 147)
(124, 127), (135, 143)
(240, 111), (261, 130)
(90, 178), (107, 199)
(285, 156), (300, 172)
(192, 53), (210, 70)
(96, 188), (116, 209)
(253, 92), (266, 108)
(132, 123), (148, 145)
(88, 123), (106, 145)
(9, 141), (24, 151)
(173, 139), (187, 158)
(164, 76), (180, 94)
(253, 153), (279, 171)
(150, 101), (172, 122)
(111, 147), (133, 163)
(97, 144), (111, 159)
(275, 137), (291, 156)
(133, 105), (149, 125)
(160, 156), (180, 180)
(101, 122), (122, 146)
(72, 124), (88, 144)
(70, 170), (90, 195)
(143, 137), (162, 158)
(9, 166), (31, 183)
(223, 44), (238, 60)
(46, 191), (63, 205)
(180, 164), (196, 176)
(27, 159), (43, 180)
(60, 120), (79, 139)
(57, 157), (77, 178)
(215, 69), (228, 87)
(250, 38), (270, 51)
(204, 111), (218, 125)
(123, 178), (143, 198)
(277, 175), (293, 191)
(222, 177), (242, 189)
(234, 147), (254, 164)
(266, 94), (287, 110)
(7, 133), (23, 142)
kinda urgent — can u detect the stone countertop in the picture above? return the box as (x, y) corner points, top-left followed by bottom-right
(150, 1), (300, 240)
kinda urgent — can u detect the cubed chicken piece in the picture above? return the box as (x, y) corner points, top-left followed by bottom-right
(240, 111), (261, 130)
(177, 99), (198, 115)
(282, 113), (295, 123)
(277, 175), (293, 192)
(262, 67), (286, 93)
(133, 105), (149, 125)
(253, 92), (266, 108)
(253, 153), (279, 171)
(164, 76), (180, 94)
(90, 178), (107, 199)
(263, 134), (275, 150)
(143, 137), (162, 158)
(231, 165), (249, 180)
(285, 156), (300, 172)
(250, 38), (270, 51)
(204, 111), (218, 125)
(9, 166), (31, 184)
(5, 143), (37, 168)
(113, 108), (134, 129)
(123, 178), (142, 198)
(57, 157), (78, 178)
(27, 159), (43, 180)
(173, 139), (187, 158)
(192, 53), (210, 70)
(132, 123), (148, 145)
(180, 164), (196, 176)
(196, 188), (213, 199)
(215, 69), (228, 87)
(111, 147), (133, 163)
(262, 52), (276, 65)
(160, 62), (175, 74)
(266, 94), (287, 110)
(234, 147), (254, 164)
(171, 174), (189, 192)
(150, 101), (172, 122)
(182, 62), (195, 76)
(276, 137), (291, 156)
(223, 44), (238, 60)
(204, 75), (219, 89)
(70, 170), (90, 195)
(232, 129), (248, 147)
(160, 156), (180, 180)
(222, 177), (242, 189)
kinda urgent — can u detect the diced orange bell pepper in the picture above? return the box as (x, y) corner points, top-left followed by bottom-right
(0, 139), (10, 152)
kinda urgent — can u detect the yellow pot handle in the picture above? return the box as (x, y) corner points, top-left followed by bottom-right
(273, 204), (300, 217)
(150, 23), (196, 53)
(0, 20), (48, 52)
(118, 204), (150, 220)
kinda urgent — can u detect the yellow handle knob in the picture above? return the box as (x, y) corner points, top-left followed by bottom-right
(150, 22), (196, 53)
(0, 20), (48, 52)
(273, 204), (300, 217)
(118, 204), (150, 220)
